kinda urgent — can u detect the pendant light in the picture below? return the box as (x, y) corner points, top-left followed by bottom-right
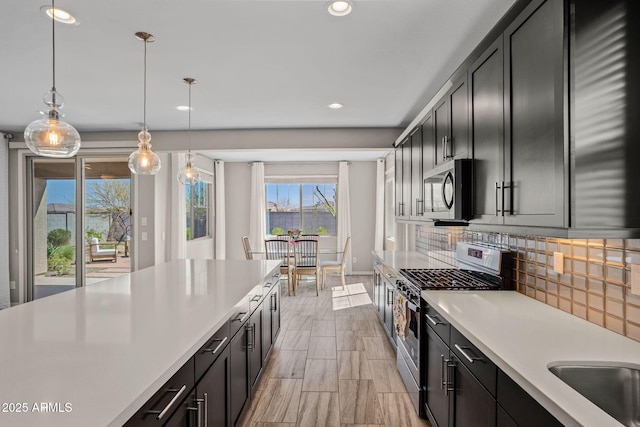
(128, 31), (161, 175)
(177, 78), (201, 185)
(24, 0), (81, 158)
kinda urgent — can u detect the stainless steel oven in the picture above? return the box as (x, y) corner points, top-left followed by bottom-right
(423, 159), (473, 221)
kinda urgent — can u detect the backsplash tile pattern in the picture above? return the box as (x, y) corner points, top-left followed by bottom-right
(415, 225), (640, 343)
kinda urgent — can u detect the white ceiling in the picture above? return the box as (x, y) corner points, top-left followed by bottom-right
(2, 0), (516, 136)
(201, 148), (390, 162)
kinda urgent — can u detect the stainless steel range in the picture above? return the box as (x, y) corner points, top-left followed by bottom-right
(393, 243), (512, 415)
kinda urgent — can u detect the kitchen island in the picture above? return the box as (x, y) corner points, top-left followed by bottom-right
(0, 259), (281, 427)
(422, 290), (640, 427)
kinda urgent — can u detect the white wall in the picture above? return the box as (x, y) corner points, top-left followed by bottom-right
(349, 162), (376, 273)
(0, 135), (10, 309)
(154, 153), (171, 265)
(224, 163), (251, 260)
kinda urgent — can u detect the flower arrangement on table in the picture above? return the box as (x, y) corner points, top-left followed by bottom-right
(287, 229), (301, 245)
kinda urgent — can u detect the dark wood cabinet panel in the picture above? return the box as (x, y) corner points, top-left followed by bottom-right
(230, 324), (249, 426)
(197, 345), (231, 427)
(395, 145), (404, 217)
(422, 113), (435, 176)
(449, 77), (469, 160)
(497, 404), (519, 427)
(452, 355), (496, 427)
(433, 98), (450, 167)
(402, 137), (412, 217)
(249, 307), (263, 392)
(470, 36), (504, 224)
(497, 369), (563, 427)
(410, 128), (423, 218)
(503, 0), (565, 227)
(424, 325), (451, 427)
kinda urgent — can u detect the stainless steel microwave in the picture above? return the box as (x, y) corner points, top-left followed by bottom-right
(423, 159), (473, 221)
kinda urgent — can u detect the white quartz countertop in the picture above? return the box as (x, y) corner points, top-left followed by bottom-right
(372, 250), (453, 273)
(421, 290), (640, 427)
(0, 259), (281, 427)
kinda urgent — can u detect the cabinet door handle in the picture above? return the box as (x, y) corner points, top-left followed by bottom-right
(196, 397), (204, 427)
(425, 314), (443, 326)
(386, 288), (393, 305)
(271, 293), (277, 311)
(495, 182), (501, 215)
(233, 311), (250, 323)
(246, 324), (255, 350)
(203, 392), (208, 426)
(503, 181), (512, 215)
(146, 384), (187, 420)
(204, 336), (228, 355)
(454, 344), (483, 363)
(441, 354), (446, 390)
(446, 360), (456, 395)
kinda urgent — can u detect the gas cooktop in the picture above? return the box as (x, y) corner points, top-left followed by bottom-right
(398, 243), (512, 291)
(399, 268), (501, 290)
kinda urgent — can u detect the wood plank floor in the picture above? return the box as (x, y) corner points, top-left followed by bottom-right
(239, 275), (431, 427)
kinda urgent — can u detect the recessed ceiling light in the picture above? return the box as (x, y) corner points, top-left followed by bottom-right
(176, 106), (193, 112)
(328, 103), (343, 109)
(41, 6), (77, 24)
(327, 1), (352, 17)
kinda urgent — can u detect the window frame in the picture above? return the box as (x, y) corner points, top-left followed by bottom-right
(186, 179), (212, 241)
(265, 178), (337, 237)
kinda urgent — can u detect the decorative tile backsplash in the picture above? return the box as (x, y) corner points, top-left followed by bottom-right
(416, 225), (640, 343)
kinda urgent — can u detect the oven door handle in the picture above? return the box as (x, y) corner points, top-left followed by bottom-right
(406, 300), (418, 312)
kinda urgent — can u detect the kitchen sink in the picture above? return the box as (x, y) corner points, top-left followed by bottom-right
(548, 362), (640, 427)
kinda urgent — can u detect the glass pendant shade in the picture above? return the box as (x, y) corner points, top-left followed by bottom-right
(177, 153), (201, 185)
(24, 111), (81, 158)
(128, 129), (161, 175)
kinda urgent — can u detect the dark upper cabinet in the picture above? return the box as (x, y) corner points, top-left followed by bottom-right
(410, 127), (423, 218)
(433, 97), (449, 167)
(470, 36), (504, 224)
(402, 136), (412, 217)
(503, 0), (566, 227)
(434, 75), (469, 167)
(395, 143), (405, 217)
(422, 112), (435, 175)
(572, 0), (640, 230)
(449, 77), (470, 161)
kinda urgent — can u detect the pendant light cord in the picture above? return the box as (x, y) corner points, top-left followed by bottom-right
(143, 38), (147, 130)
(51, 0), (56, 92)
(188, 81), (192, 154)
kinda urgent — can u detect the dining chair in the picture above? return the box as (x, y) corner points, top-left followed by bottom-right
(320, 237), (350, 289)
(265, 239), (295, 296)
(301, 233), (319, 240)
(241, 236), (253, 260)
(293, 238), (320, 296)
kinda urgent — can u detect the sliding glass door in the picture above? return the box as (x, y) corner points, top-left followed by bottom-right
(27, 156), (132, 300)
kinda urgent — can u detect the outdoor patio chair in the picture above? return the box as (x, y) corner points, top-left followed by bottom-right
(89, 238), (117, 262)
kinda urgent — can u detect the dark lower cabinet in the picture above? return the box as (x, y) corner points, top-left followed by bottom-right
(497, 370), (563, 427)
(248, 306), (263, 392)
(229, 320), (249, 426)
(126, 273), (280, 427)
(195, 345), (231, 427)
(452, 354), (496, 427)
(422, 302), (562, 427)
(424, 326), (450, 427)
(262, 282), (281, 365)
(162, 390), (197, 427)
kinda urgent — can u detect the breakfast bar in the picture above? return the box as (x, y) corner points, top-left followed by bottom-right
(0, 259), (281, 427)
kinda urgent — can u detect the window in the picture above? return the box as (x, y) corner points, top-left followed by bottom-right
(266, 182), (336, 236)
(186, 181), (210, 240)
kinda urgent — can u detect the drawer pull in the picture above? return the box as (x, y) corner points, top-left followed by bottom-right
(146, 384), (187, 420)
(454, 344), (483, 363)
(265, 281), (272, 288)
(251, 295), (262, 302)
(426, 314), (443, 326)
(232, 311), (250, 323)
(204, 336), (228, 355)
